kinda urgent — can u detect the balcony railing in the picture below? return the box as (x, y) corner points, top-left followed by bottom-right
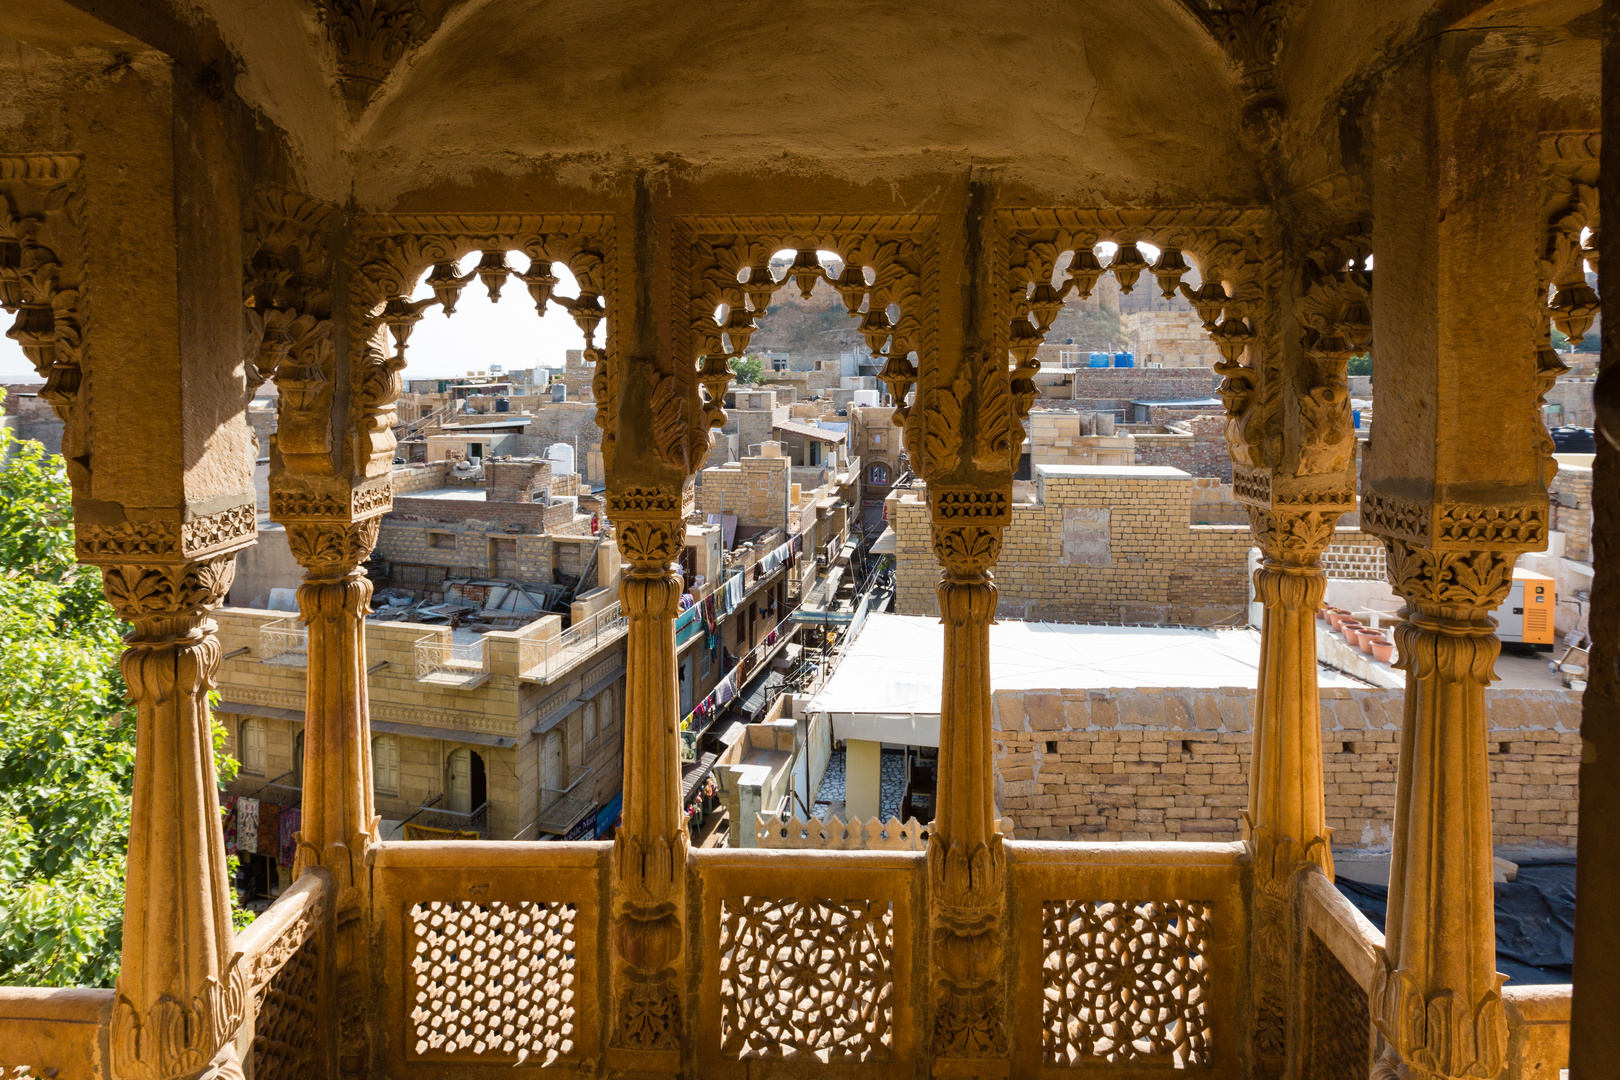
(259, 617), (308, 666)
(414, 634), (489, 686)
(536, 767), (595, 836)
(4, 839), (1573, 1079)
(404, 794), (490, 839)
(518, 602), (627, 683)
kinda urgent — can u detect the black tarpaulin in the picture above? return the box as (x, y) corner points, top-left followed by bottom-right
(1335, 860), (1575, 985)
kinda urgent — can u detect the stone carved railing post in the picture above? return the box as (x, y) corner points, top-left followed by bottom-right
(102, 557), (246, 1080)
(1370, 542), (1514, 1080)
(606, 488), (688, 1076)
(928, 490), (1012, 1072)
(1244, 507), (1339, 1070)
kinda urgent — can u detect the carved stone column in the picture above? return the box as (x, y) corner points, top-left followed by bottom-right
(928, 490), (1011, 1073)
(606, 488), (688, 1075)
(1370, 543), (1513, 1080)
(277, 512), (383, 1080)
(103, 558), (245, 1080)
(1243, 506), (1338, 1070)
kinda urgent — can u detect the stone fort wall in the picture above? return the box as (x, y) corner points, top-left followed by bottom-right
(991, 684), (1581, 851)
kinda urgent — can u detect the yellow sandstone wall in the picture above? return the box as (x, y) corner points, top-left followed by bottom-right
(991, 685), (1581, 850)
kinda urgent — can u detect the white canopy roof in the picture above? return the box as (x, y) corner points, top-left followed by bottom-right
(806, 612), (1363, 747)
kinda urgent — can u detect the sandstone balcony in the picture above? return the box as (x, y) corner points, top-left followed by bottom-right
(518, 602), (629, 684)
(1, 839), (1572, 1079)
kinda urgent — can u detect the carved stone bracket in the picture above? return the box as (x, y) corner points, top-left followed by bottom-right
(0, 154), (90, 487)
(316, 0), (430, 108)
(244, 187), (338, 478)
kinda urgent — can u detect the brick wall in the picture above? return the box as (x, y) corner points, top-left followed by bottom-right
(1551, 464), (1593, 561)
(1070, 368), (1218, 410)
(1131, 415), (1231, 482)
(1322, 527), (1387, 580)
(991, 684), (1581, 849)
(893, 466), (1252, 625)
(698, 455), (789, 529)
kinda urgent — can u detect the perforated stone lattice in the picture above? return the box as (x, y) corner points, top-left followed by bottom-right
(251, 933), (321, 1080)
(719, 895), (895, 1062)
(408, 900), (576, 1064)
(1041, 899), (1213, 1068)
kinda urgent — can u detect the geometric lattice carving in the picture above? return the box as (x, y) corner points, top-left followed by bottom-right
(1041, 900), (1213, 1068)
(1305, 933), (1373, 1080)
(719, 896), (894, 1062)
(408, 901), (576, 1064)
(250, 931), (322, 1080)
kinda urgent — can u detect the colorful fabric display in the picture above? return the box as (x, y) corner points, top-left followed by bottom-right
(236, 798), (260, 855)
(278, 808), (301, 869)
(258, 802), (281, 857)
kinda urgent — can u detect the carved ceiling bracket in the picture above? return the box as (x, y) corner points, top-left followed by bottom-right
(1537, 134), (1599, 482)
(1291, 220), (1371, 480)
(316, 0), (431, 110)
(244, 186), (338, 481)
(0, 155), (90, 490)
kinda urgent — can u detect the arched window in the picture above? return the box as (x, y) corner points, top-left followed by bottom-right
(869, 462), (890, 485)
(240, 717), (266, 775)
(373, 735), (399, 796)
(584, 701), (598, 746)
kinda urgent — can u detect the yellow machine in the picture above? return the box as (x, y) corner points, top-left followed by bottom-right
(1499, 568), (1556, 646)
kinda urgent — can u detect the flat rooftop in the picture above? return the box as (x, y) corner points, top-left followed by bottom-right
(1035, 464), (1190, 480)
(807, 612), (1366, 719)
(399, 487), (487, 501)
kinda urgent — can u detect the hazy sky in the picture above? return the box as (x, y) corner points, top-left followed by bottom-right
(0, 254), (592, 384)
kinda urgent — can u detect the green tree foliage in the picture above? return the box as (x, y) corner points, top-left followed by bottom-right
(1347, 353), (1372, 378)
(732, 355), (765, 385)
(0, 429), (242, 988)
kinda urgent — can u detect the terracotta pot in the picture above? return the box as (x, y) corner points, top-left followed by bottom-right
(1338, 620), (1364, 643)
(1325, 611), (1349, 631)
(1359, 631), (1387, 655)
(1370, 640), (1396, 664)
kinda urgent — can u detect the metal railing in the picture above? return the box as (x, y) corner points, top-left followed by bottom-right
(536, 767), (596, 835)
(414, 634), (488, 681)
(518, 601), (628, 683)
(403, 794), (489, 838)
(259, 617), (308, 665)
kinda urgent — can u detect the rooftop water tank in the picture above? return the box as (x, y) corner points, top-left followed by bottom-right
(1088, 352), (1110, 368)
(1113, 352), (1134, 368)
(546, 441), (576, 476)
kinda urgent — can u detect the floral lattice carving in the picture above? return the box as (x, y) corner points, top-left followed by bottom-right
(719, 896), (894, 1063)
(408, 900), (577, 1064)
(1041, 899), (1213, 1068)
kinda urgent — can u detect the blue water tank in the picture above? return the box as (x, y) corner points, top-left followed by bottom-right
(1088, 352), (1110, 368)
(1113, 352), (1134, 368)
(1352, 408), (1362, 430)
